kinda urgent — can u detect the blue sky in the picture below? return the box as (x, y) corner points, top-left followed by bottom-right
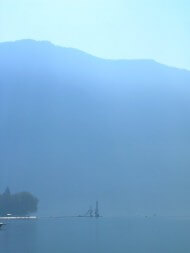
(0, 0), (190, 69)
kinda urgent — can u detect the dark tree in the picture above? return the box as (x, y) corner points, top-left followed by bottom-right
(0, 188), (38, 216)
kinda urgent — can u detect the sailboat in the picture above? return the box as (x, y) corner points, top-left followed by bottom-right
(78, 201), (101, 217)
(94, 201), (100, 218)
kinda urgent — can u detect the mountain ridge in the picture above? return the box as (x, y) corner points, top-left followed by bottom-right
(1, 39), (188, 72)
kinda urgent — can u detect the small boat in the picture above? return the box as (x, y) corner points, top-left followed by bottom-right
(0, 223), (5, 228)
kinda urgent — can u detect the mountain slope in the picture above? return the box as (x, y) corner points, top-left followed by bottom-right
(0, 40), (190, 216)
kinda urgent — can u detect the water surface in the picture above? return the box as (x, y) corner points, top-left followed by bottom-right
(0, 217), (190, 253)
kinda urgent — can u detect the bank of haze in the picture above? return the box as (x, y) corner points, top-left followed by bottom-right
(0, 40), (190, 217)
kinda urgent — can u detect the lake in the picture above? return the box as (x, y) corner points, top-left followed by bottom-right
(0, 217), (190, 253)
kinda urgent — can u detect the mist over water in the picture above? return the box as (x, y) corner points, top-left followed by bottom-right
(1, 1), (190, 252)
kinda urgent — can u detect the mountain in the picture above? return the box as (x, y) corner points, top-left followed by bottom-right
(0, 40), (190, 216)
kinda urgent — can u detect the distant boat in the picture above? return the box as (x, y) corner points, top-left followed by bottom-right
(0, 223), (5, 228)
(78, 201), (101, 218)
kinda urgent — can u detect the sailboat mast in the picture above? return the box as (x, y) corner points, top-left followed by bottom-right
(95, 201), (100, 217)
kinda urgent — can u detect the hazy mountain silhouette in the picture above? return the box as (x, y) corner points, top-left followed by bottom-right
(1, 40), (190, 216)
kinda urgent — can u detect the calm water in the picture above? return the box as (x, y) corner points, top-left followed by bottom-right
(0, 217), (190, 253)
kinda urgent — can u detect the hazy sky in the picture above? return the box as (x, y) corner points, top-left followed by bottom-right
(0, 0), (190, 69)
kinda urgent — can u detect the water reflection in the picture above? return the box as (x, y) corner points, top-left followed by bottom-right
(0, 220), (38, 253)
(1, 217), (190, 253)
